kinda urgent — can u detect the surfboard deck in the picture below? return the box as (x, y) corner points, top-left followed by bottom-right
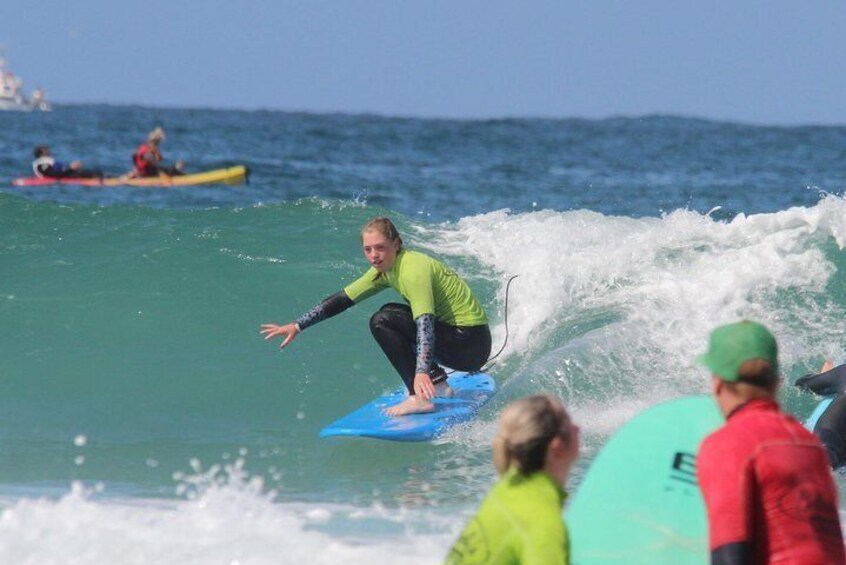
(568, 395), (724, 565)
(319, 372), (496, 442)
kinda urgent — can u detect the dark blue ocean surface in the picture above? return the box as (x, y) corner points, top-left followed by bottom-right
(2, 105), (845, 217)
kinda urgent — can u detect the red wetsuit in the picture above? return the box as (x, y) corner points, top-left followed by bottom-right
(698, 398), (845, 564)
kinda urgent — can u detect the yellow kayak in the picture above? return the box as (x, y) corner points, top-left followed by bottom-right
(13, 165), (249, 188)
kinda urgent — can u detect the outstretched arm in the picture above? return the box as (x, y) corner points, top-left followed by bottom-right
(260, 291), (355, 348)
(293, 291), (354, 330)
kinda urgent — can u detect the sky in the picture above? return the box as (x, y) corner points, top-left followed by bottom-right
(2, 1), (845, 125)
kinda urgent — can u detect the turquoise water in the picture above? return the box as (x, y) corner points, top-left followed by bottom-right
(2, 105), (846, 563)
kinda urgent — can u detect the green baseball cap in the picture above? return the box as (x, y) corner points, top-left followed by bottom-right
(698, 320), (778, 382)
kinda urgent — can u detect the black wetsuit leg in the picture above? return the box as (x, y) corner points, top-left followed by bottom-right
(370, 304), (418, 393)
(434, 323), (491, 375)
(795, 364), (846, 395)
(815, 394), (846, 470)
(369, 303), (492, 394)
(159, 164), (185, 176)
(796, 364), (846, 470)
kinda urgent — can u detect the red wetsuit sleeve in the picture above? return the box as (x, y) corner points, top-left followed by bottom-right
(698, 432), (754, 550)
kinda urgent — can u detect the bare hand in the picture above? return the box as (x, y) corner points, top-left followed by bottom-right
(260, 322), (300, 349)
(414, 372), (435, 400)
(70, 160), (82, 170)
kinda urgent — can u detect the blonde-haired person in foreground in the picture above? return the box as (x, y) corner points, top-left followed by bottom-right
(446, 394), (579, 565)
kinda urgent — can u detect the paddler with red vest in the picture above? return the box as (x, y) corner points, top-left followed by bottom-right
(132, 127), (184, 177)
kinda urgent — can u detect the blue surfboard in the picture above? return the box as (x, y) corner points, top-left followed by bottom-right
(805, 396), (834, 431)
(568, 395), (724, 565)
(319, 372), (496, 442)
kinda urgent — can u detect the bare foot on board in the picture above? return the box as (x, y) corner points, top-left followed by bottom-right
(385, 396), (435, 416)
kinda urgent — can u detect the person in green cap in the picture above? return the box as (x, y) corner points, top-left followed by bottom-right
(446, 394), (579, 565)
(696, 320), (844, 565)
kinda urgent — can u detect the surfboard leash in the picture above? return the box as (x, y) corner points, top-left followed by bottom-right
(479, 274), (519, 372)
(445, 274), (519, 376)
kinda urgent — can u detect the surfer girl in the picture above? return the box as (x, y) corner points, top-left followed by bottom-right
(261, 217), (492, 416)
(447, 394), (579, 564)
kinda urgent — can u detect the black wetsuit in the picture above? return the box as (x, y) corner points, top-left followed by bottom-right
(33, 158), (102, 179)
(795, 364), (846, 469)
(369, 303), (491, 393)
(294, 292), (491, 394)
(293, 249), (492, 395)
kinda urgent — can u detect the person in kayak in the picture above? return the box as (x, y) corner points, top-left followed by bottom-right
(696, 321), (844, 565)
(132, 127), (184, 177)
(32, 145), (102, 179)
(446, 394), (579, 565)
(260, 216), (492, 416)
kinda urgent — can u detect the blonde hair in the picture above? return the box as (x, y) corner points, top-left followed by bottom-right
(361, 217), (403, 250)
(148, 126), (165, 142)
(493, 394), (573, 476)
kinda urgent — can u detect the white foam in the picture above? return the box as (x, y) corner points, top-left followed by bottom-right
(423, 196), (846, 433)
(0, 465), (463, 565)
(6, 199), (846, 562)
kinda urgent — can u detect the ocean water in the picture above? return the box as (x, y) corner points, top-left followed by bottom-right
(2, 105), (846, 563)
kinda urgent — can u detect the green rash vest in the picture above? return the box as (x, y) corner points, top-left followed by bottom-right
(343, 249), (488, 327)
(446, 468), (570, 565)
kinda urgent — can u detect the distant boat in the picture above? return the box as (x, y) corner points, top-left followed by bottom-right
(0, 50), (51, 112)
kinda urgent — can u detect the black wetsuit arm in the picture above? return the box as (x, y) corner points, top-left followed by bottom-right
(711, 542), (752, 565)
(414, 313), (435, 375)
(294, 291), (354, 331)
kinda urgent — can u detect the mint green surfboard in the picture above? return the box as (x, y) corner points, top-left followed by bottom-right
(568, 395), (724, 565)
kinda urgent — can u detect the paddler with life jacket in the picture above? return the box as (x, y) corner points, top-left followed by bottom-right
(132, 127), (184, 177)
(32, 145), (103, 180)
